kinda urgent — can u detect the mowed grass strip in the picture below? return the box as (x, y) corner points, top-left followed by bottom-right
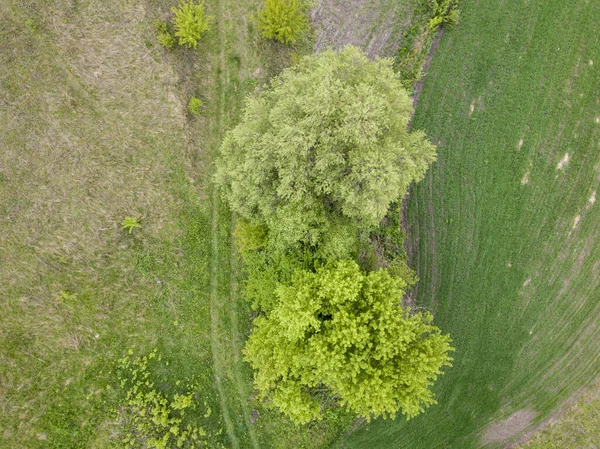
(343, 0), (600, 447)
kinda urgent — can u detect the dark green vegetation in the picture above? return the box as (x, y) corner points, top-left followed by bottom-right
(345, 0), (600, 447)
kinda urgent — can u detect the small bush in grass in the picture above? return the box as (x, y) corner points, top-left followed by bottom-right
(154, 20), (176, 50)
(172, 1), (211, 48)
(257, 0), (309, 45)
(428, 0), (460, 31)
(121, 217), (142, 234)
(187, 97), (203, 116)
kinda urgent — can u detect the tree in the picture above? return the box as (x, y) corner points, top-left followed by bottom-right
(257, 0), (309, 45)
(215, 47), (436, 258)
(243, 260), (453, 424)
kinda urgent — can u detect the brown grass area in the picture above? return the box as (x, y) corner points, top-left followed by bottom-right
(310, 0), (421, 58)
(0, 0), (194, 444)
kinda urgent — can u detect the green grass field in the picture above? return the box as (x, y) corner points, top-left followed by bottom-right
(343, 0), (600, 447)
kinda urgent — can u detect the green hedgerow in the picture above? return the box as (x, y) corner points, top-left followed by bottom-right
(172, 1), (211, 48)
(428, 0), (460, 31)
(257, 0), (309, 45)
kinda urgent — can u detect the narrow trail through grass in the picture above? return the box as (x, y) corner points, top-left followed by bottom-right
(208, 0), (260, 447)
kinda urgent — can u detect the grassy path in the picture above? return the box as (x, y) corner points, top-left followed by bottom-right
(208, 0), (260, 447)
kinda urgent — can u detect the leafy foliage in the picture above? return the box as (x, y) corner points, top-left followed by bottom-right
(116, 350), (222, 449)
(257, 0), (309, 45)
(187, 97), (203, 116)
(154, 20), (175, 50)
(172, 1), (211, 48)
(121, 216), (142, 234)
(215, 47), (437, 255)
(244, 260), (453, 424)
(428, 0), (460, 31)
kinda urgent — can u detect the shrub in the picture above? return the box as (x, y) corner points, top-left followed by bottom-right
(257, 0), (309, 45)
(154, 20), (176, 50)
(172, 1), (211, 48)
(121, 216), (142, 234)
(187, 97), (203, 116)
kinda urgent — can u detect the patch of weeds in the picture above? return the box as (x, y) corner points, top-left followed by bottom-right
(395, 23), (427, 89)
(121, 217), (142, 234)
(115, 349), (225, 449)
(154, 20), (176, 50)
(187, 97), (203, 116)
(25, 18), (38, 32)
(394, 0), (461, 90)
(56, 290), (77, 303)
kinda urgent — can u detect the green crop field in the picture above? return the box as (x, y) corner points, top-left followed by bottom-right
(344, 0), (600, 447)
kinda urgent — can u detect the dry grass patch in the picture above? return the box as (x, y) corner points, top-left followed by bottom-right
(0, 0), (213, 446)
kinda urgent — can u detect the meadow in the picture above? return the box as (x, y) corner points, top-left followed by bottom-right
(343, 0), (600, 447)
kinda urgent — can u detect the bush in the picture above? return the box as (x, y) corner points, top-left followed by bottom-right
(172, 1), (211, 48)
(154, 20), (176, 50)
(187, 97), (203, 116)
(428, 0), (460, 31)
(257, 0), (309, 45)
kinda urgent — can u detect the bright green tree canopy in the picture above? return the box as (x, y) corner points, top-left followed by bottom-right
(215, 47), (436, 256)
(243, 260), (453, 424)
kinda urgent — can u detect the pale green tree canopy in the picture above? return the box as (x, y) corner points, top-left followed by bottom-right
(215, 46), (436, 256)
(243, 260), (453, 424)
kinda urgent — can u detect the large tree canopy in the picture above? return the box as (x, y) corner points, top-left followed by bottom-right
(215, 46), (436, 255)
(243, 260), (453, 424)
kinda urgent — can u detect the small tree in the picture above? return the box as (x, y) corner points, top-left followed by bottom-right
(215, 47), (436, 256)
(257, 0), (309, 45)
(244, 260), (453, 424)
(172, 1), (211, 48)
